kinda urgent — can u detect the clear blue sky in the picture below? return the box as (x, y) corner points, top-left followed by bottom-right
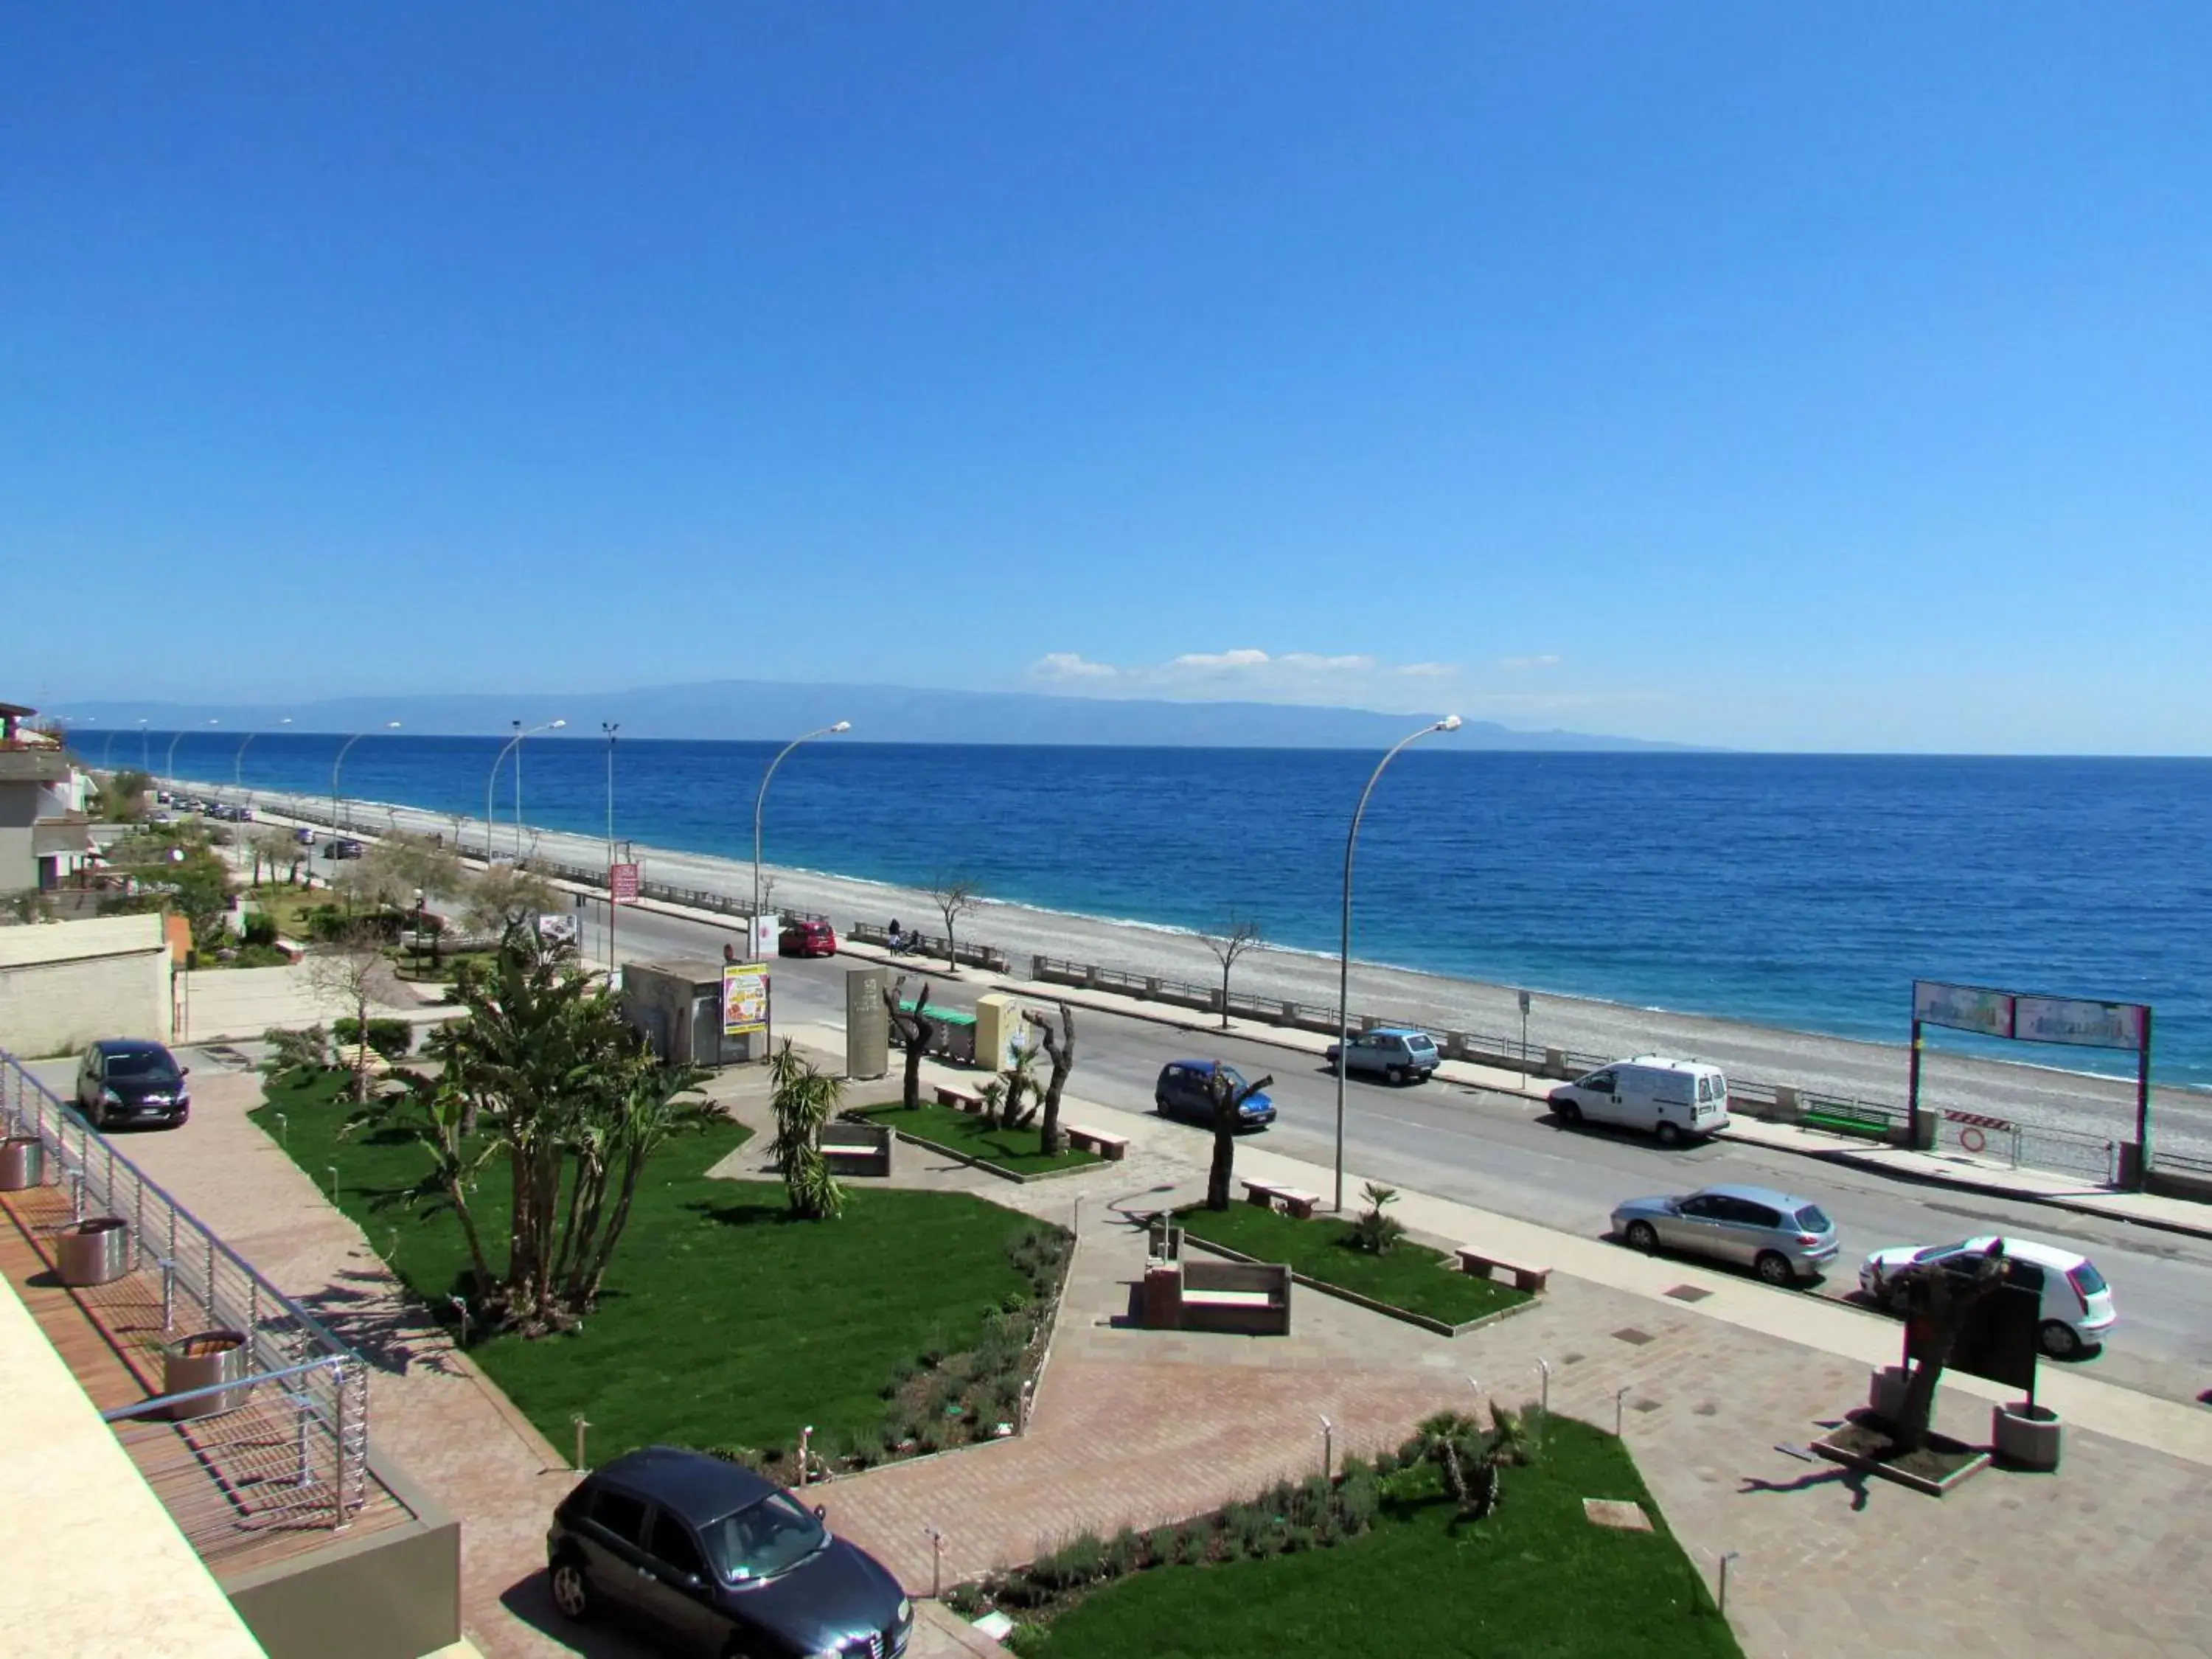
(6, 5), (2207, 752)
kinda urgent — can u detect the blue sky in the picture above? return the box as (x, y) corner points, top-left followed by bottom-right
(5, 5), (2208, 752)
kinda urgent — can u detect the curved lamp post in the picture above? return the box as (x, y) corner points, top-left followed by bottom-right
(333, 721), (402, 830)
(1333, 714), (1461, 1213)
(137, 719), (149, 772)
(167, 719), (218, 789)
(752, 722), (850, 952)
(487, 719), (565, 862)
(235, 717), (291, 796)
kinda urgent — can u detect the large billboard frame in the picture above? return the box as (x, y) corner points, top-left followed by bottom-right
(1909, 979), (2154, 1187)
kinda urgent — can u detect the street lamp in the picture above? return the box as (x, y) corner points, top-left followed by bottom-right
(487, 719), (564, 862)
(235, 717), (291, 796)
(1332, 713), (1461, 1213)
(602, 723), (619, 859)
(137, 718), (149, 772)
(333, 721), (401, 830)
(752, 722), (850, 954)
(167, 719), (218, 788)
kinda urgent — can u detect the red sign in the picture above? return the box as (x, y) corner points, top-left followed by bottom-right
(609, 862), (639, 904)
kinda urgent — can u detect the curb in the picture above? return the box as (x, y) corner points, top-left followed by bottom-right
(855, 1116), (1105, 1186)
(1176, 1231), (1537, 1339)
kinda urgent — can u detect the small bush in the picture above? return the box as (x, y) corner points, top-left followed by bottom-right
(242, 911), (279, 947)
(260, 1025), (328, 1077)
(333, 1016), (411, 1059)
(1348, 1180), (1408, 1256)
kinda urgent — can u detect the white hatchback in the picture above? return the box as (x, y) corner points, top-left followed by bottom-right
(1860, 1235), (2116, 1359)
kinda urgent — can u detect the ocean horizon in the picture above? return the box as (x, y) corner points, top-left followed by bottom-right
(129, 731), (2211, 1089)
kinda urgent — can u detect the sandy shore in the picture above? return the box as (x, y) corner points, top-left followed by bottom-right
(230, 783), (2209, 1169)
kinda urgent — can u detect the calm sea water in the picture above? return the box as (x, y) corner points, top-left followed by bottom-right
(142, 733), (2212, 1085)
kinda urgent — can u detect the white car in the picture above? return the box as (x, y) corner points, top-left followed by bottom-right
(1860, 1235), (2115, 1359)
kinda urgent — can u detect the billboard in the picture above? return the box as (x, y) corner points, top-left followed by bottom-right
(1914, 981), (2148, 1050)
(722, 961), (768, 1037)
(609, 862), (639, 904)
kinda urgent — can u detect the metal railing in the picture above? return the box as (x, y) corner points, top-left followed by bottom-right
(1, 1048), (370, 1536)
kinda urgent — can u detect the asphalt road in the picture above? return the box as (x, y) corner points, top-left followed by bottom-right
(580, 898), (2212, 1411)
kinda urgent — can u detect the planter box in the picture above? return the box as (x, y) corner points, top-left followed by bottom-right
(1812, 1416), (1991, 1496)
(164, 1329), (254, 1419)
(58, 1217), (131, 1287)
(0, 1135), (45, 1192)
(1991, 1402), (2062, 1472)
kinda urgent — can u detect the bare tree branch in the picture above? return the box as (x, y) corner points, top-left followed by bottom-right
(1200, 911), (1262, 1030)
(926, 873), (981, 972)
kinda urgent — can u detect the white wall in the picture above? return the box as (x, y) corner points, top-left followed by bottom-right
(0, 914), (171, 1057)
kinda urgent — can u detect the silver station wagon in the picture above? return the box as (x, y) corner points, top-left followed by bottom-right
(1611, 1182), (1839, 1286)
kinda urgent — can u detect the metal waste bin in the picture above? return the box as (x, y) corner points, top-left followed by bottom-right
(58, 1217), (131, 1287)
(164, 1329), (254, 1419)
(0, 1135), (44, 1192)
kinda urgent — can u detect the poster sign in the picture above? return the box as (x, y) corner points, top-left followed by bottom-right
(535, 912), (578, 947)
(609, 862), (639, 904)
(1913, 981), (2014, 1040)
(2012, 995), (2146, 1051)
(722, 962), (768, 1037)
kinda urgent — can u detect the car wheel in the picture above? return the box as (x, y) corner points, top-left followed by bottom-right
(2039, 1320), (2083, 1360)
(1755, 1251), (1795, 1287)
(1655, 1121), (1684, 1148)
(1154, 1096), (1170, 1116)
(1554, 1100), (1582, 1125)
(1385, 1065), (1404, 1086)
(549, 1559), (594, 1621)
(1624, 1221), (1660, 1254)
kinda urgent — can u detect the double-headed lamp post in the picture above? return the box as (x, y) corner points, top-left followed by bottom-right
(752, 722), (851, 956)
(333, 721), (402, 830)
(486, 719), (565, 862)
(1333, 714), (1461, 1213)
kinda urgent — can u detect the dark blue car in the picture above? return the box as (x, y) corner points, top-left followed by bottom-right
(1154, 1060), (1276, 1129)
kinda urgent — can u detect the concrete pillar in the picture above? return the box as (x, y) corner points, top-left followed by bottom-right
(1543, 1047), (1567, 1079)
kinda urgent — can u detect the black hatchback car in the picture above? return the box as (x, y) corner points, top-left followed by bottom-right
(75, 1039), (191, 1130)
(1153, 1060), (1276, 1129)
(548, 1447), (911, 1658)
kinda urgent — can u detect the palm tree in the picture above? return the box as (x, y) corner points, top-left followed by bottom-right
(768, 1040), (846, 1220)
(1405, 1402), (1534, 1519)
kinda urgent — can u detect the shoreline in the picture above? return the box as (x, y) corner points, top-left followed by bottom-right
(204, 778), (2212, 1164)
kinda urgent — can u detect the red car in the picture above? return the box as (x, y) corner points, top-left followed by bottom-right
(778, 919), (837, 958)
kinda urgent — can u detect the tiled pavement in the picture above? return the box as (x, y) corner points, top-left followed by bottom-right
(61, 1040), (2212, 1658)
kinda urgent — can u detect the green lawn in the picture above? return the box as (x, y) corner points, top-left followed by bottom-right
(256, 1069), (1039, 1464)
(1178, 1202), (1528, 1326)
(1025, 1419), (1739, 1659)
(856, 1102), (1105, 1177)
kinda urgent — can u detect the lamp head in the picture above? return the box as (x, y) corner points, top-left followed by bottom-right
(830, 720), (852, 734)
(1435, 714), (1463, 733)
(549, 719), (567, 730)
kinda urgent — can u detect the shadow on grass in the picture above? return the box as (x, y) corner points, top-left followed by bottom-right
(686, 1197), (811, 1231)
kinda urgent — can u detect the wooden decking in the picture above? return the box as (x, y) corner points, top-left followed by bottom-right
(0, 1182), (413, 1577)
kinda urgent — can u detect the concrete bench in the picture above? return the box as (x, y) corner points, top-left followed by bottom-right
(818, 1122), (894, 1178)
(1142, 1258), (1290, 1336)
(1065, 1124), (1128, 1161)
(1241, 1179), (1320, 1220)
(1456, 1247), (1551, 1294)
(933, 1085), (982, 1112)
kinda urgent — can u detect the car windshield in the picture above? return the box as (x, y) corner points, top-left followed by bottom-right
(701, 1492), (826, 1584)
(1911, 1242), (1968, 1263)
(1217, 1065), (1248, 1091)
(2067, 1262), (2109, 1296)
(104, 1051), (178, 1082)
(1793, 1206), (1831, 1233)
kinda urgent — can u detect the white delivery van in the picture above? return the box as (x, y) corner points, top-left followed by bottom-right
(1546, 1056), (1730, 1147)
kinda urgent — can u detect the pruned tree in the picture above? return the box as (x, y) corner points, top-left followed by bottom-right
(1200, 911), (1262, 1029)
(994, 1033), (1043, 1131)
(305, 923), (398, 1102)
(1888, 1239), (2009, 1454)
(464, 860), (560, 937)
(1203, 1063), (1274, 1210)
(883, 975), (939, 1109)
(1022, 1002), (1076, 1156)
(926, 873), (981, 972)
(767, 1040), (846, 1220)
(248, 824), (297, 888)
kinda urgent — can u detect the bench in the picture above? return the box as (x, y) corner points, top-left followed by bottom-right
(818, 1122), (894, 1178)
(1456, 1247), (1551, 1294)
(1141, 1258), (1291, 1335)
(1240, 1178), (1320, 1221)
(933, 1085), (983, 1112)
(1064, 1124), (1128, 1161)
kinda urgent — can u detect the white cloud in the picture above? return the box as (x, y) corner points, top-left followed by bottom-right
(1399, 661), (1458, 678)
(1498, 654), (1561, 672)
(1029, 648), (1461, 711)
(1166, 648), (1274, 672)
(1034, 651), (1119, 681)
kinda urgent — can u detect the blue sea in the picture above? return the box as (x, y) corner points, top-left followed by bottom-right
(136, 731), (2212, 1087)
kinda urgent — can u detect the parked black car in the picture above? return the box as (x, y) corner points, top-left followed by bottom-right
(75, 1039), (191, 1130)
(1153, 1060), (1276, 1129)
(548, 1447), (911, 1658)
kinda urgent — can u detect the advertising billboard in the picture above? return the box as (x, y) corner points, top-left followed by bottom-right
(609, 862), (639, 904)
(1912, 981), (2014, 1040)
(2012, 995), (2147, 1051)
(722, 962), (768, 1037)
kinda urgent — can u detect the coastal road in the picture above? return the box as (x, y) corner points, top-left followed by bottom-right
(591, 898), (2212, 1412)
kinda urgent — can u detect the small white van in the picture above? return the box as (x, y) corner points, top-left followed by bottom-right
(1548, 1056), (1730, 1147)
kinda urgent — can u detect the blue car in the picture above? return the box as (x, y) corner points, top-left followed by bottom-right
(1154, 1060), (1276, 1129)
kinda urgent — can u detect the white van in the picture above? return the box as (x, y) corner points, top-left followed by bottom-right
(1548, 1056), (1730, 1147)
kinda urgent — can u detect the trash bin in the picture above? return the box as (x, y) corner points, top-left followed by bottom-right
(58, 1217), (131, 1287)
(164, 1329), (254, 1419)
(0, 1135), (44, 1192)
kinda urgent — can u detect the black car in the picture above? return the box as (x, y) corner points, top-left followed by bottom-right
(76, 1039), (191, 1130)
(324, 837), (365, 860)
(1153, 1060), (1276, 1129)
(548, 1447), (911, 1659)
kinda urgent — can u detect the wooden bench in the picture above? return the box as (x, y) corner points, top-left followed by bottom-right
(1456, 1247), (1551, 1294)
(933, 1085), (982, 1112)
(1064, 1124), (1128, 1161)
(1141, 1258), (1291, 1335)
(1240, 1178), (1320, 1220)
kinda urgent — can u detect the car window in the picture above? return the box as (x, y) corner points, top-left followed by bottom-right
(590, 1487), (650, 1548)
(1736, 1202), (1781, 1229)
(2005, 1260), (2046, 1291)
(650, 1512), (707, 1579)
(1678, 1195), (1721, 1219)
(701, 1492), (827, 1583)
(1582, 1072), (1616, 1093)
(1793, 1206), (1831, 1233)
(1220, 1065), (1247, 1091)
(2067, 1262), (2108, 1297)
(105, 1051), (178, 1082)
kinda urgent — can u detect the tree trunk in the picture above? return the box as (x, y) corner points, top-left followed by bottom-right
(1891, 1248), (2007, 1454)
(1203, 1069), (1270, 1210)
(1029, 1004), (1074, 1157)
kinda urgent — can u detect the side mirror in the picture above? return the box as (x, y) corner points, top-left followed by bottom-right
(180, 1065), (191, 1077)
(813, 1504), (827, 1521)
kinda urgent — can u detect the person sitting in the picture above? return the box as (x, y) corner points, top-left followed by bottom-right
(887, 918), (905, 950)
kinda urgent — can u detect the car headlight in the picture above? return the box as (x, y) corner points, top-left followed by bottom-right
(805, 1649), (843, 1659)
(100, 1088), (122, 1105)
(897, 1597), (913, 1623)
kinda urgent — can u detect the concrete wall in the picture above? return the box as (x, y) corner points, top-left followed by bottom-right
(0, 912), (171, 1056)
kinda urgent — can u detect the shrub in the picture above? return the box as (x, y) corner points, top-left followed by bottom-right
(242, 911), (279, 947)
(333, 1016), (411, 1059)
(1105, 1526), (1141, 1578)
(260, 1025), (329, 1077)
(1348, 1181), (1408, 1256)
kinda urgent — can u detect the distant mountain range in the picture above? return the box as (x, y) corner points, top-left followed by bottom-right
(52, 680), (1695, 751)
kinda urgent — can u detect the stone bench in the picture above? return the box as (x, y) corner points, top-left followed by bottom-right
(1456, 1247), (1551, 1294)
(818, 1122), (894, 1178)
(1141, 1257), (1291, 1336)
(1065, 1124), (1128, 1161)
(1241, 1178), (1319, 1220)
(933, 1085), (983, 1112)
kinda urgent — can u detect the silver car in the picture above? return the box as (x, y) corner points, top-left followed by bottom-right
(1610, 1182), (1839, 1286)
